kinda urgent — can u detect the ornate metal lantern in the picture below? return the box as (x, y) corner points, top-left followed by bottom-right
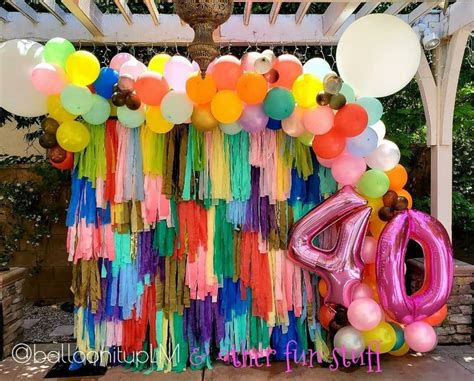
(174, 0), (233, 74)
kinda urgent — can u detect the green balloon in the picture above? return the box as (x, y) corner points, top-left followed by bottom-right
(389, 323), (405, 352)
(82, 95), (111, 125)
(43, 38), (75, 68)
(263, 87), (295, 120)
(340, 83), (356, 103)
(60, 84), (93, 115)
(357, 169), (389, 198)
(356, 97), (383, 126)
(117, 106), (145, 128)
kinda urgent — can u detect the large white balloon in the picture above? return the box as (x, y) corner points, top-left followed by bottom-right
(365, 139), (400, 171)
(336, 14), (421, 98)
(0, 39), (47, 116)
(160, 91), (193, 124)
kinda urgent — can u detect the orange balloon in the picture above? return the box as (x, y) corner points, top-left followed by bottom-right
(318, 279), (328, 298)
(395, 189), (413, 209)
(386, 164), (408, 191)
(186, 73), (217, 104)
(209, 55), (243, 90)
(272, 54), (303, 89)
(424, 304), (448, 326)
(363, 278), (380, 303)
(369, 214), (387, 239)
(236, 72), (267, 104)
(319, 305), (335, 330)
(364, 263), (377, 283)
(191, 104), (219, 132)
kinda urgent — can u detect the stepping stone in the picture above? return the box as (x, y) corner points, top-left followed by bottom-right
(49, 325), (74, 337)
(22, 318), (40, 330)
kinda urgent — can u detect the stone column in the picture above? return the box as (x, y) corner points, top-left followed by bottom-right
(0, 267), (27, 359)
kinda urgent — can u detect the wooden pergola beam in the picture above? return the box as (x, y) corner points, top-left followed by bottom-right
(408, 1), (440, 24)
(384, 1), (410, 15)
(355, 2), (379, 19)
(323, 2), (360, 36)
(114, 0), (133, 25)
(269, 1), (282, 25)
(61, 0), (103, 37)
(39, 0), (67, 25)
(244, 0), (252, 26)
(5, 0), (37, 24)
(295, 1), (311, 25)
(0, 8), (9, 23)
(144, 0), (160, 26)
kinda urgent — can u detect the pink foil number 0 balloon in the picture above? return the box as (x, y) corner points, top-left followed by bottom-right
(377, 210), (453, 324)
(288, 186), (371, 307)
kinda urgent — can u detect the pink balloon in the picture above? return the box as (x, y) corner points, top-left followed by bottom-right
(361, 236), (377, 264)
(288, 186), (370, 307)
(241, 52), (261, 71)
(404, 321), (437, 352)
(377, 210), (453, 324)
(331, 153), (366, 186)
(347, 297), (383, 331)
(239, 104), (269, 133)
(110, 53), (135, 71)
(164, 56), (194, 92)
(272, 54), (303, 89)
(31, 63), (68, 95)
(119, 60), (146, 81)
(317, 156), (335, 168)
(303, 106), (334, 135)
(282, 107), (306, 137)
(352, 283), (374, 300)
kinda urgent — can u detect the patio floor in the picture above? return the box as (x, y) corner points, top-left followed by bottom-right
(0, 344), (473, 380)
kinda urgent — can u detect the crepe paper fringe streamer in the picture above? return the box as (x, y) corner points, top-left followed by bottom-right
(66, 121), (337, 372)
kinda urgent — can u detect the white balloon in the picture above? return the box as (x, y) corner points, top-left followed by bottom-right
(336, 14), (421, 97)
(365, 139), (400, 171)
(160, 91), (193, 124)
(254, 55), (272, 74)
(303, 58), (332, 79)
(370, 120), (386, 143)
(219, 122), (242, 135)
(333, 326), (366, 357)
(0, 39), (47, 117)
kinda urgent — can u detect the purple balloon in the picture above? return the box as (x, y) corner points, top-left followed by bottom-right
(377, 210), (453, 324)
(239, 104), (269, 133)
(347, 127), (378, 157)
(288, 186), (371, 307)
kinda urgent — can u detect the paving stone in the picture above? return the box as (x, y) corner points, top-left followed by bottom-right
(48, 325), (74, 337)
(22, 318), (40, 330)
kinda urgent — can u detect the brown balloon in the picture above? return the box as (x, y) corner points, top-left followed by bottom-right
(191, 104), (219, 132)
(48, 146), (67, 163)
(316, 91), (332, 106)
(38, 133), (57, 149)
(329, 93), (346, 110)
(125, 93), (141, 110)
(378, 206), (395, 221)
(393, 196), (409, 211)
(111, 92), (127, 107)
(263, 68), (279, 84)
(41, 118), (59, 135)
(383, 190), (399, 207)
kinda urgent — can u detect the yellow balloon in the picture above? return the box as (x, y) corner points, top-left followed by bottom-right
(109, 101), (117, 117)
(369, 214), (387, 239)
(146, 106), (174, 134)
(65, 50), (100, 86)
(364, 196), (384, 223)
(47, 95), (76, 123)
(390, 342), (409, 357)
(292, 74), (323, 108)
(148, 53), (171, 75)
(191, 104), (219, 132)
(210, 90), (243, 124)
(362, 321), (397, 354)
(56, 121), (90, 152)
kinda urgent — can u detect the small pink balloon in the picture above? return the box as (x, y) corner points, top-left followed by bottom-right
(241, 52), (261, 71)
(119, 60), (146, 81)
(347, 297), (382, 331)
(164, 56), (194, 92)
(361, 236), (377, 264)
(191, 60), (200, 73)
(282, 107), (306, 137)
(118, 75), (135, 93)
(31, 63), (68, 95)
(352, 283), (374, 300)
(303, 106), (335, 135)
(239, 104), (269, 133)
(110, 53), (135, 71)
(404, 321), (437, 352)
(317, 156), (335, 168)
(331, 153), (366, 186)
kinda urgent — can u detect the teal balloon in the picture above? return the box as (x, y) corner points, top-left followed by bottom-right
(60, 84), (93, 115)
(43, 37), (75, 68)
(356, 97), (383, 126)
(117, 106), (145, 128)
(389, 323), (405, 352)
(357, 169), (389, 198)
(263, 87), (295, 121)
(82, 95), (111, 125)
(340, 83), (356, 103)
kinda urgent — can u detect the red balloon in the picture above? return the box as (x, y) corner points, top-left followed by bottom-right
(51, 151), (74, 170)
(134, 71), (169, 106)
(312, 130), (346, 159)
(333, 104), (368, 137)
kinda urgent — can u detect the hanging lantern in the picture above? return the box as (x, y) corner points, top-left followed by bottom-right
(174, 0), (233, 75)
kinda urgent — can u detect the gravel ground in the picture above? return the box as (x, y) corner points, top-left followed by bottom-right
(23, 303), (75, 343)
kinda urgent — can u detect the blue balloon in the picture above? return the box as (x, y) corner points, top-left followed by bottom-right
(347, 127), (378, 157)
(267, 117), (282, 130)
(93, 67), (119, 99)
(356, 97), (383, 126)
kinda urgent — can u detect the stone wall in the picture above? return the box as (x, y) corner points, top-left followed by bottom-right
(407, 258), (474, 344)
(0, 268), (27, 359)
